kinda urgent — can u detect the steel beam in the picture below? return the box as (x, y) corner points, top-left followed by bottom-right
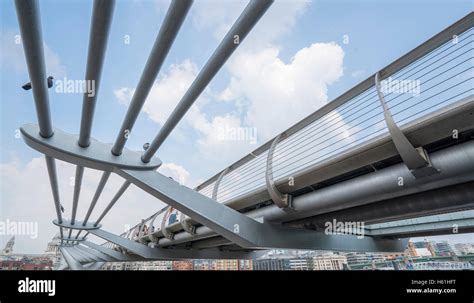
(75, 245), (115, 262)
(89, 228), (268, 259)
(70, 246), (103, 262)
(112, 0), (193, 155)
(83, 171), (111, 224)
(117, 168), (408, 252)
(366, 210), (474, 237)
(141, 0), (274, 162)
(21, 124), (162, 171)
(71, 166), (84, 225)
(78, 0), (115, 147)
(82, 240), (139, 261)
(63, 246), (89, 263)
(15, 0), (66, 240)
(59, 247), (83, 270)
(244, 140), (474, 223)
(290, 181), (474, 227)
(14, 0), (53, 137)
(94, 181), (131, 225)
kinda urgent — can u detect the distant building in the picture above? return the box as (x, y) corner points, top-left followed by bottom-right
(345, 252), (384, 265)
(288, 258), (312, 270)
(215, 259), (239, 270)
(193, 260), (216, 270)
(238, 259), (253, 270)
(383, 251), (408, 260)
(454, 243), (474, 256)
(172, 260), (193, 270)
(428, 241), (455, 257)
(0, 257), (53, 270)
(313, 254), (347, 270)
(0, 234), (62, 270)
(1, 236), (15, 255)
(253, 258), (291, 270)
(407, 241), (433, 257)
(138, 261), (173, 270)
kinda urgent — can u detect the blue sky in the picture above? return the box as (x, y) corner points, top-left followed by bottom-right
(1, 0), (473, 253)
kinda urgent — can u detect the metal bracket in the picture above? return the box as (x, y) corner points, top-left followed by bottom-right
(265, 134), (293, 209)
(147, 211), (160, 243)
(21, 124), (162, 172)
(53, 219), (101, 230)
(161, 207), (175, 240)
(117, 168), (408, 252)
(212, 167), (229, 201)
(180, 212), (196, 234)
(374, 72), (439, 178)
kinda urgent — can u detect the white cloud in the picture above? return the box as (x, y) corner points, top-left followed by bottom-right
(0, 156), (167, 254)
(191, 0), (309, 47)
(0, 29), (66, 78)
(114, 59), (201, 126)
(159, 162), (191, 186)
(224, 43), (344, 140)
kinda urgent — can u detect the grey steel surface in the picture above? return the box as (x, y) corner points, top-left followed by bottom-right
(71, 166), (84, 225)
(60, 247), (83, 270)
(265, 134), (292, 209)
(118, 168), (408, 251)
(245, 141), (474, 223)
(144, 141), (474, 247)
(89, 228), (266, 259)
(14, 0), (53, 138)
(82, 241), (140, 261)
(21, 124), (162, 171)
(53, 219), (102, 230)
(79, 0), (115, 147)
(94, 181), (131, 225)
(374, 72), (438, 177)
(83, 171), (111, 224)
(365, 211), (474, 237)
(13, 0), (473, 265)
(291, 182), (474, 227)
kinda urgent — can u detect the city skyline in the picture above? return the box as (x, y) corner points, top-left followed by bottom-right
(1, 0), (473, 255)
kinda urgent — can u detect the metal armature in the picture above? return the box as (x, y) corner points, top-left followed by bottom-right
(265, 134), (293, 209)
(374, 72), (439, 178)
(16, 0), (473, 269)
(212, 167), (229, 201)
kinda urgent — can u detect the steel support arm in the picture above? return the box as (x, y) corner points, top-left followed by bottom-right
(88, 228), (264, 260)
(82, 240), (139, 261)
(111, 0), (193, 155)
(375, 72), (439, 178)
(59, 247), (83, 270)
(78, 0), (115, 147)
(75, 245), (116, 262)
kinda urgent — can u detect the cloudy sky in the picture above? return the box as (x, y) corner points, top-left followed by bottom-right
(1, 0), (473, 253)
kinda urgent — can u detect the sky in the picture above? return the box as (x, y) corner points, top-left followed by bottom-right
(1, 0), (473, 254)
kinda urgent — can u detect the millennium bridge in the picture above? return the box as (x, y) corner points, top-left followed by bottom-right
(14, 0), (474, 269)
